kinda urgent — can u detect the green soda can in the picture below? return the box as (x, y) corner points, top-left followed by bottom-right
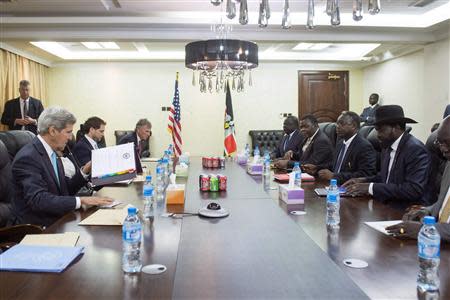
(209, 175), (219, 192)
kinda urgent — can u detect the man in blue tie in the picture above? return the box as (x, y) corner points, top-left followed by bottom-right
(11, 107), (113, 227)
(344, 105), (431, 209)
(303, 111), (377, 184)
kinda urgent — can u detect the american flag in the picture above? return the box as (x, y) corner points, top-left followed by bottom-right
(168, 72), (182, 157)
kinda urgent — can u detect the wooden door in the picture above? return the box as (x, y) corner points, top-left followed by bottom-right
(298, 71), (349, 122)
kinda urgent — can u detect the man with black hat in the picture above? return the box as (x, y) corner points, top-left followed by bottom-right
(344, 105), (430, 209)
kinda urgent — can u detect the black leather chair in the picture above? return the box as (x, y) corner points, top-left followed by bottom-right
(318, 122), (338, 148)
(248, 130), (284, 154)
(0, 224), (43, 252)
(0, 130), (35, 159)
(115, 130), (150, 157)
(0, 140), (13, 228)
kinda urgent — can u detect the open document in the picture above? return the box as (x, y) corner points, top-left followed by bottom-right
(365, 220), (402, 235)
(91, 143), (136, 186)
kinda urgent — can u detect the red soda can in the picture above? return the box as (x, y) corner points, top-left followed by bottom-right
(218, 174), (227, 191)
(200, 174), (210, 191)
(207, 157), (213, 168)
(212, 157), (219, 168)
(202, 157), (207, 168)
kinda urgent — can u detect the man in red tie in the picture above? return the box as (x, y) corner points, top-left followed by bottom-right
(386, 116), (450, 242)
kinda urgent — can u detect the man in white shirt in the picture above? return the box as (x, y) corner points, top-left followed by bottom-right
(387, 116), (450, 242)
(1, 80), (44, 134)
(11, 107), (112, 227)
(72, 116), (106, 166)
(344, 105), (431, 209)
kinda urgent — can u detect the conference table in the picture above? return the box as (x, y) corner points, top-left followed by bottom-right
(1, 158), (449, 299)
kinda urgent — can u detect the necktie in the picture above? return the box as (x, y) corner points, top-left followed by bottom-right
(283, 135), (290, 152)
(439, 194), (450, 223)
(23, 100), (29, 118)
(51, 152), (60, 186)
(334, 144), (346, 173)
(382, 147), (393, 183)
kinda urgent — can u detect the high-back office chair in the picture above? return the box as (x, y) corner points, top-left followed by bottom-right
(0, 140), (14, 228)
(248, 130), (284, 154)
(318, 122), (338, 148)
(0, 130), (35, 159)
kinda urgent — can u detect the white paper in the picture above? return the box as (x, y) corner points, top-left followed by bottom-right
(99, 200), (122, 209)
(364, 220), (402, 235)
(92, 143), (135, 178)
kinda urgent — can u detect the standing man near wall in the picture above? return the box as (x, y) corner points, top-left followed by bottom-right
(1, 80), (44, 135)
(359, 93), (380, 126)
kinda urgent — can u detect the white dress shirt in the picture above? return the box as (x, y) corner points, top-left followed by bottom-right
(37, 135), (81, 209)
(369, 133), (404, 195)
(85, 134), (99, 149)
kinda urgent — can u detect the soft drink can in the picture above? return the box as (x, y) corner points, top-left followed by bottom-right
(217, 174), (227, 191)
(209, 175), (219, 192)
(207, 157), (213, 168)
(219, 157), (226, 169)
(212, 157), (219, 168)
(202, 157), (207, 168)
(199, 174), (210, 191)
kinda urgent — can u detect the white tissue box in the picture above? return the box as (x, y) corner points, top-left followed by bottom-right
(279, 185), (304, 204)
(175, 163), (189, 177)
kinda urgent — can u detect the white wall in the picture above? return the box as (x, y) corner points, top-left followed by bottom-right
(362, 38), (450, 142)
(48, 61), (363, 157)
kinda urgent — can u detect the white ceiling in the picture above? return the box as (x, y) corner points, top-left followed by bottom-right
(0, 0), (449, 66)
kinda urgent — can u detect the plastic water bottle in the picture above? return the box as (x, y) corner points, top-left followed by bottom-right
(417, 216), (440, 295)
(292, 162), (302, 187)
(244, 143), (250, 157)
(143, 175), (154, 218)
(155, 161), (165, 202)
(326, 179), (340, 229)
(122, 207), (142, 273)
(263, 157), (271, 190)
(254, 145), (260, 158)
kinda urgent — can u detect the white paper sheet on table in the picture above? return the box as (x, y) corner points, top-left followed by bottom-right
(91, 143), (135, 178)
(364, 220), (402, 235)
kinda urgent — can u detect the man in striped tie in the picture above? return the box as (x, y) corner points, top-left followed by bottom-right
(387, 116), (450, 242)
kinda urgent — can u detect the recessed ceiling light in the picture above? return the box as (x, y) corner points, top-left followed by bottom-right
(292, 43), (314, 51)
(293, 43), (331, 51)
(99, 42), (120, 49)
(81, 42), (102, 49)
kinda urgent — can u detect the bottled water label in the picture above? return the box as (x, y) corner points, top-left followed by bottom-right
(123, 225), (141, 242)
(418, 242), (440, 259)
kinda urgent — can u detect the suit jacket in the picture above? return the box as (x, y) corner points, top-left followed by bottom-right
(366, 133), (431, 209)
(1, 97), (44, 134)
(289, 129), (333, 169)
(118, 132), (143, 174)
(444, 104), (450, 119)
(72, 136), (94, 167)
(272, 130), (304, 159)
(11, 137), (87, 227)
(360, 104), (379, 126)
(327, 134), (377, 185)
(428, 162), (450, 242)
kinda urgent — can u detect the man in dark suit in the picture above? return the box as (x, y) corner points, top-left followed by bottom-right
(444, 104), (450, 119)
(271, 116), (304, 159)
(386, 116), (450, 242)
(72, 116), (106, 166)
(303, 111), (377, 184)
(118, 118), (152, 174)
(1, 80), (44, 135)
(359, 93), (380, 126)
(274, 114), (333, 170)
(344, 105), (430, 209)
(11, 107), (112, 227)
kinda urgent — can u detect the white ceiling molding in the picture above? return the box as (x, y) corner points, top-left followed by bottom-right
(0, 42), (52, 66)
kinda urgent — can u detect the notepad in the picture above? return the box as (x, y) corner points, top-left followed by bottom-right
(365, 220), (402, 235)
(274, 173), (315, 182)
(78, 206), (129, 225)
(20, 232), (80, 247)
(0, 244), (84, 273)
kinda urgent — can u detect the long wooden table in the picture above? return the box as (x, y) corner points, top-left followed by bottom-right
(1, 158), (449, 299)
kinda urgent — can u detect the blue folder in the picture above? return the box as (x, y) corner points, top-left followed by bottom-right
(0, 244), (84, 273)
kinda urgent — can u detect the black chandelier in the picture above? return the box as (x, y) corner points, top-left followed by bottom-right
(185, 39), (258, 93)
